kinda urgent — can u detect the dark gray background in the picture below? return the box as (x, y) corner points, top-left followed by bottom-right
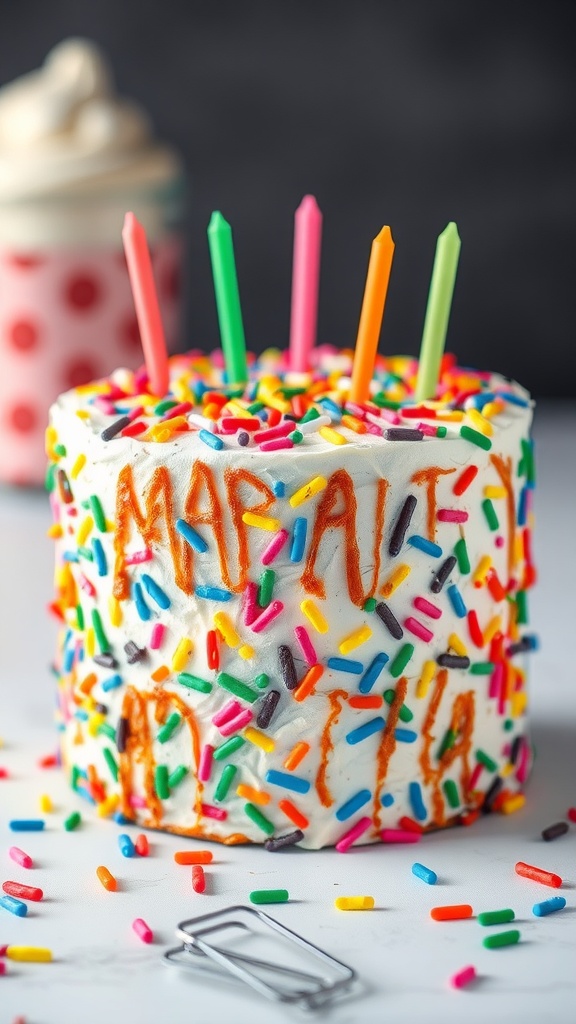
(1, 0), (575, 397)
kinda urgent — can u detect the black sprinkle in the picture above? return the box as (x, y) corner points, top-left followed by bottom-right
(389, 495), (417, 556)
(237, 431), (250, 446)
(430, 556), (457, 594)
(94, 702), (108, 715)
(508, 634), (538, 656)
(264, 829), (305, 851)
(482, 776), (503, 813)
(124, 640), (147, 664)
(116, 716), (129, 753)
(384, 428), (424, 442)
(437, 654), (471, 670)
(256, 689), (281, 729)
(375, 602), (404, 640)
(542, 821), (569, 842)
(278, 645), (298, 690)
(101, 416), (131, 442)
(510, 735), (524, 765)
(93, 652), (118, 669)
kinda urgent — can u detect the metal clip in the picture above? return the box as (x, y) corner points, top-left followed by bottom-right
(163, 904), (357, 1010)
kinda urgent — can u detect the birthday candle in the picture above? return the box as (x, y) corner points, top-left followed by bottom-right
(415, 222), (461, 401)
(289, 195), (323, 372)
(122, 213), (169, 397)
(349, 226), (395, 404)
(207, 211), (248, 387)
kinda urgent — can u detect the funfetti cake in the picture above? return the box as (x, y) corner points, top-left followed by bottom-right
(46, 348), (536, 850)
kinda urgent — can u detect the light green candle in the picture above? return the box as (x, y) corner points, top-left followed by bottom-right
(207, 211), (248, 387)
(415, 222), (461, 401)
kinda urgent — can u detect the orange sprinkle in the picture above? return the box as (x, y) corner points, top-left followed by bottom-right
(173, 850), (213, 865)
(283, 741), (310, 772)
(96, 865), (117, 892)
(348, 695), (383, 710)
(78, 673), (97, 696)
(341, 413), (367, 434)
(460, 808), (481, 827)
(278, 799), (309, 830)
(430, 904), (473, 921)
(236, 784), (271, 806)
(293, 664), (324, 702)
(151, 665), (170, 682)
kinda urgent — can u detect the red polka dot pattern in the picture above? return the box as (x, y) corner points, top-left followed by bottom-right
(9, 401), (37, 433)
(64, 357), (99, 389)
(65, 273), (102, 312)
(120, 313), (142, 350)
(8, 253), (45, 270)
(8, 319), (40, 352)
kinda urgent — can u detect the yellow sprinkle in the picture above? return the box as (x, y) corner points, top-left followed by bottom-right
(45, 425), (59, 460)
(448, 633), (467, 657)
(500, 763), (515, 778)
(105, 518), (114, 531)
(151, 665), (170, 682)
(85, 628), (95, 659)
(481, 400), (505, 418)
(76, 515), (94, 546)
(46, 523), (63, 539)
(108, 596), (123, 628)
(236, 784), (271, 805)
(472, 555), (492, 587)
(171, 637), (194, 672)
(416, 660), (436, 699)
(71, 453), (87, 478)
(213, 612), (240, 648)
(75, 409), (90, 419)
(500, 793), (526, 815)
(75, 381), (109, 395)
(483, 485), (507, 499)
(6, 946), (53, 963)
(39, 794), (53, 813)
(435, 410), (464, 422)
(511, 690), (528, 718)
(244, 727), (275, 753)
(241, 512), (281, 531)
(238, 644), (255, 660)
(226, 401), (253, 418)
(466, 408), (493, 436)
(483, 615), (502, 644)
(300, 598), (329, 634)
(87, 712), (105, 737)
(319, 426), (347, 446)
(97, 794), (120, 818)
(289, 475), (327, 508)
(334, 896), (375, 911)
(338, 625), (372, 655)
(380, 564), (411, 598)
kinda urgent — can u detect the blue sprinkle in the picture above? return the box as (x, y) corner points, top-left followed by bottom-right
(466, 391), (495, 410)
(532, 896), (566, 917)
(176, 518), (208, 553)
(92, 537), (107, 576)
(495, 391), (529, 408)
(272, 480), (285, 498)
(101, 674), (123, 692)
(265, 770), (311, 795)
(63, 646), (76, 673)
(76, 787), (96, 806)
(290, 517), (307, 562)
(408, 535), (443, 558)
(74, 708), (89, 721)
(62, 550), (79, 562)
(359, 652), (389, 693)
(141, 573), (171, 610)
(9, 820), (45, 832)
(517, 486), (528, 527)
(381, 793), (395, 807)
(346, 717), (386, 745)
(0, 894), (28, 917)
(327, 657), (364, 675)
(335, 788), (372, 821)
(199, 428), (224, 451)
(132, 582), (151, 621)
(318, 397), (342, 421)
(409, 781), (427, 821)
(447, 584), (467, 618)
(412, 862), (437, 885)
(395, 728), (418, 743)
(113, 812), (132, 825)
(118, 833), (135, 858)
(195, 585), (232, 602)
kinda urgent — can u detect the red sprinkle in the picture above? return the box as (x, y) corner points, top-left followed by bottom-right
(192, 865), (206, 893)
(135, 833), (149, 856)
(2, 881), (43, 901)
(38, 753), (58, 769)
(567, 808), (576, 824)
(453, 465), (478, 496)
(515, 861), (562, 888)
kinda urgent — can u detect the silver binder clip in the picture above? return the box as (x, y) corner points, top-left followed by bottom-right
(163, 904), (357, 1011)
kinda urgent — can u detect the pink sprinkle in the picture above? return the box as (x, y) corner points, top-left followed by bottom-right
(128, 404), (145, 422)
(437, 509), (469, 523)
(0, 767), (8, 779)
(150, 623), (165, 650)
(201, 803), (227, 821)
(0, 961), (5, 975)
(125, 548), (153, 565)
(515, 738), (530, 784)
(366, 423), (383, 436)
(243, 582), (258, 626)
(345, 402), (368, 419)
(261, 529), (290, 565)
(129, 794), (147, 809)
(253, 421), (293, 443)
(489, 662), (504, 699)
(250, 600), (284, 633)
(259, 438), (294, 452)
(79, 573), (96, 597)
(94, 396), (116, 415)
(495, 535), (505, 548)
(219, 709), (253, 737)
(335, 816), (372, 853)
(9, 846), (33, 869)
(294, 625), (317, 666)
(450, 965), (477, 989)
(212, 699), (243, 728)
(378, 408), (402, 426)
(161, 401), (192, 420)
(132, 918), (154, 944)
(468, 763), (483, 791)
(381, 829), (421, 844)
(404, 617), (434, 642)
(198, 744), (214, 782)
(416, 421), (437, 436)
(413, 596), (442, 620)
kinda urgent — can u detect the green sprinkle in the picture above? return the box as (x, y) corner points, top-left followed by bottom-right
(476, 749), (497, 772)
(289, 430), (303, 444)
(279, 385), (307, 397)
(213, 736), (246, 761)
(246, 401), (264, 415)
(45, 462), (57, 492)
(154, 398), (178, 415)
(443, 779), (460, 809)
(214, 764), (237, 802)
(437, 728), (456, 759)
(460, 425), (492, 451)
(157, 712), (182, 743)
(363, 597), (377, 613)
(89, 494), (107, 532)
(64, 811), (81, 831)
(71, 765), (81, 791)
(516, 590), (528, 626)
(383, 689), (413, 722)
(244, 803), (275, 835)
(258, 569), (275, 608)
(54, 443), (67, 457)
(91, 609), (110, 653)
(217, 672), (259, 703)
(478, 908), (515, 927)
(454, 537), (470, 574)
(482, 498), (499, 531)
(299, 406), (320, 423)
(372, 394), (401, 410)
(155, 765), (169, 800)
(470, 661), (495, 675)
(249, 889), (289, 904)
(102, 747), (119, 782)
(77, 546), (94, 561)
(521, 439), (535, 484)
(436, 425), (447, 438)
(97, 722), (116, 741)
(389, 643), (414, 678)
(177, 672), (213, 694)
(254, 673), (269, 689)
(168, 765), (188, 789)
(482, 929), (520, 949)
(504, 719), (514, 732)
(76, 604), (85, 630)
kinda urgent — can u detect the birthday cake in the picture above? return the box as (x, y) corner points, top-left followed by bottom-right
(46, 347), (536, 850)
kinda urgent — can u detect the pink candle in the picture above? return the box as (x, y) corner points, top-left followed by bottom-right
(289, 195), (323, 372)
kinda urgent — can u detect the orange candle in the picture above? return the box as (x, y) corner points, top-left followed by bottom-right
(349, 226), (395, 404)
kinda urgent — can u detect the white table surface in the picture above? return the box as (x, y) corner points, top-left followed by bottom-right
(0, 400), (574, 1024)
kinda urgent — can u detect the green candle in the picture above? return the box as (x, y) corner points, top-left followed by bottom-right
(207, 211), (248, 386)
(415, 222), (461, 401)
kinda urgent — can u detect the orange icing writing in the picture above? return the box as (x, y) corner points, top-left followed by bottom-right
(419, 669), (475, 826)
(411, 466), (456, 541)
(316, 689), (348, 808)
(224, 468), (277, 592)
(372, 674), (408, 832)
(184, 459), (234, 591)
